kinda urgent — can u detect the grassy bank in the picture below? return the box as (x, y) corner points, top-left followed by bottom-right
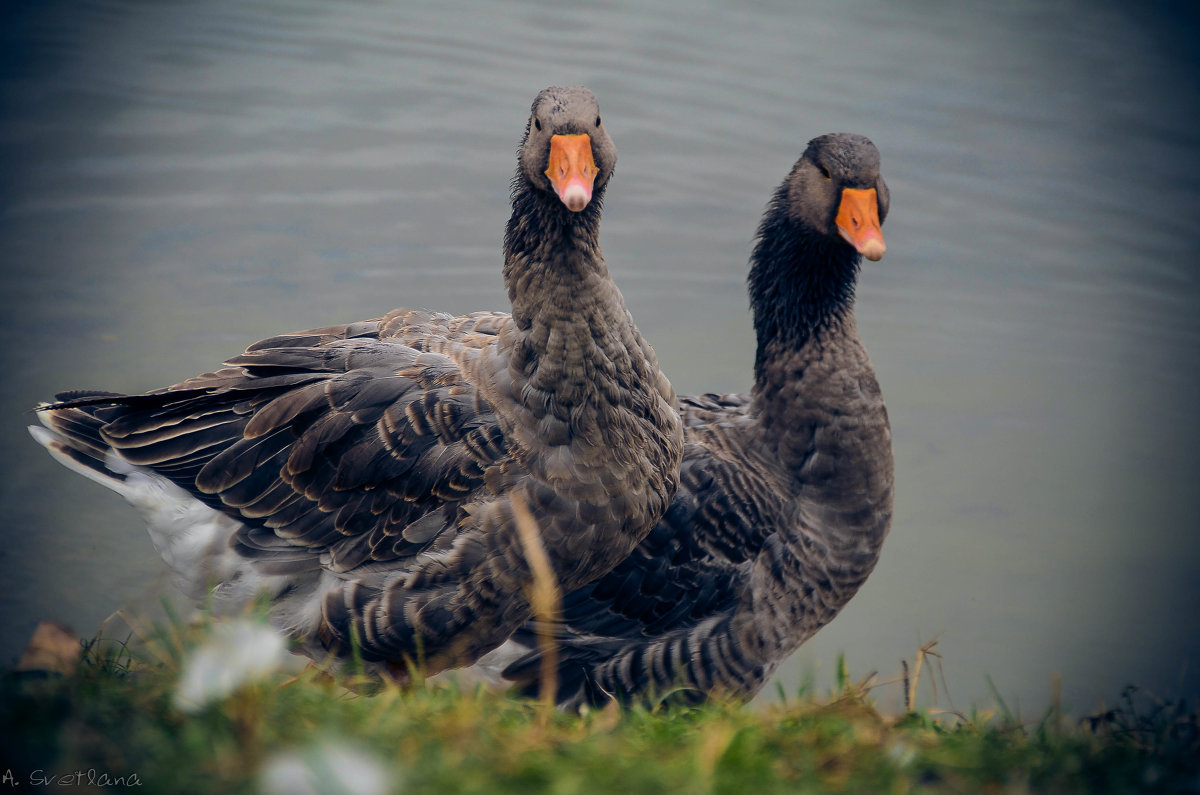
(1, 617), (1196, 794)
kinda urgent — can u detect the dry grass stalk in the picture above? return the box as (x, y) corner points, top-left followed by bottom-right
(511, 493), (561, 718)
(112, 608), (180, 667)
(904, 636), (944, 711)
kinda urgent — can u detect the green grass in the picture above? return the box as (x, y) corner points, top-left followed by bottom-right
(1, 617), (1196, 794)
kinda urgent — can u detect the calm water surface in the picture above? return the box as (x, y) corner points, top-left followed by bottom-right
(2, 0), (1198, 716)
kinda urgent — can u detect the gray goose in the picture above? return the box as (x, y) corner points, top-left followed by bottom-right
(29, 86), (683, 677)
(502, 133), (894, 708)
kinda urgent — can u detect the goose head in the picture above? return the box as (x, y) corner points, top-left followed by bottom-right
(785, 133), (889, 261)
(519, 86), (616, 213)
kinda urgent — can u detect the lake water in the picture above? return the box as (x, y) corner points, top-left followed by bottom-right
(2, 0), (1197, 718)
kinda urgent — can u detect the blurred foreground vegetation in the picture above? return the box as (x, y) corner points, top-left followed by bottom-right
(0, 615), (1196, 794)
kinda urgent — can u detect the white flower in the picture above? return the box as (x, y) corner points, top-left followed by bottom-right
(174, 619), (288, 712)
(259, 742), (392, 795)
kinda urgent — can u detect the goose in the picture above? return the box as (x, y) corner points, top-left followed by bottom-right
(29, 86), (684, 677)
(501, 133), (894, 708)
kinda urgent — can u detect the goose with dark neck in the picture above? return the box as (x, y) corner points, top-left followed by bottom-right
(30, 86), (683, 677)
(502, 133), (894, 707)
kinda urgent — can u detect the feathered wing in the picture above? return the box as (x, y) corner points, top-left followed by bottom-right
(36, 308), (522, 649)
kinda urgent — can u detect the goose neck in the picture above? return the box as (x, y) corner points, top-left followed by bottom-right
(747, 223), (860, 382)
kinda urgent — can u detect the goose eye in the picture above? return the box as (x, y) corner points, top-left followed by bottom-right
(595, 116), (602, 126)
(819, 165), (832, 181)
(534, 117), (542, 132)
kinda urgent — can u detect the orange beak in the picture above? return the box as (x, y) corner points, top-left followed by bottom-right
(545, 134), (599, 212)
(834, 187), (886, 261)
